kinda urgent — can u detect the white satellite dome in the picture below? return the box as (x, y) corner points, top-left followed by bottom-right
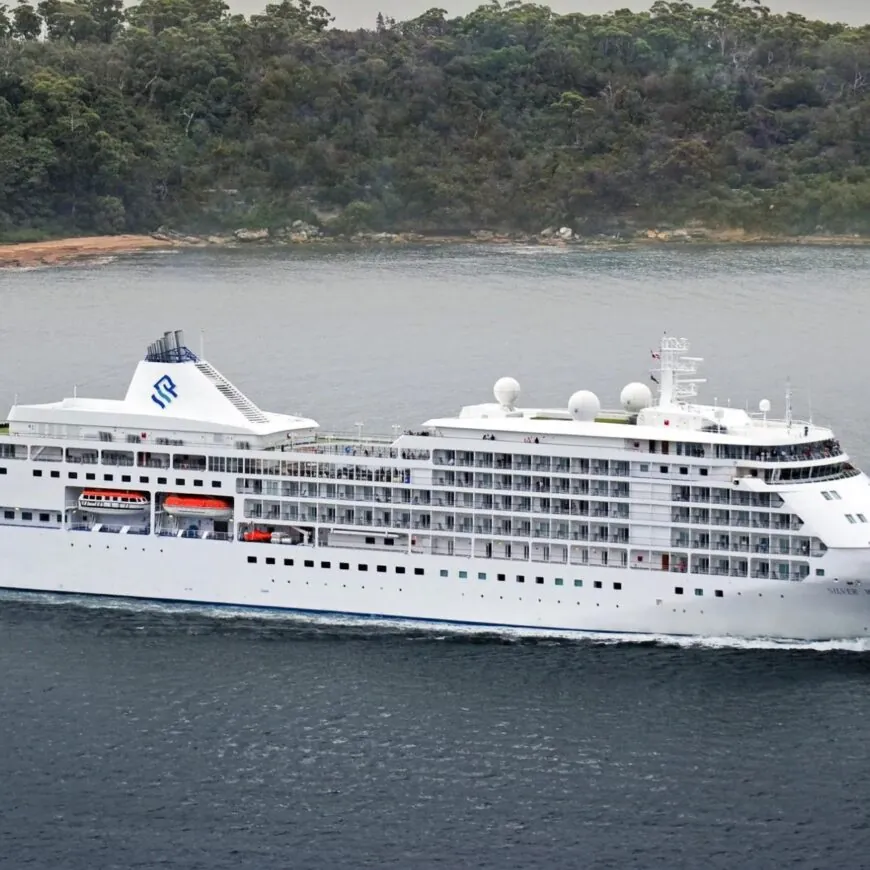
(493, 376), (521, 409)
(759, 398), (771, 413)
(620, 382), (653, 413)
(568, 390), (601, 422)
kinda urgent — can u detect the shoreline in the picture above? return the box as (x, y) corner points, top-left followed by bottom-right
(3, 228), (870, 269)
(0, 235), (180, 269)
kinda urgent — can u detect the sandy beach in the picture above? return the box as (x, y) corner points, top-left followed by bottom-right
(0, 235), (178, 268)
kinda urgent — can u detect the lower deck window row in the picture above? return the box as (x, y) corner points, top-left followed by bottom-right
(242, 556), (728, 596)
(26, 469), (223, 487)
(3, 510), (61, 522)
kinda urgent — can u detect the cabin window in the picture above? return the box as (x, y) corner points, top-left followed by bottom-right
(384, 538), (395, 546)
(675, 587), (684, 595)
(516, 575), (525, 583)
(0, 468), (5, 475)
(535, 576), (544, 585)
(22, 512), (32, 520)
(680, 467), (688, 475)
(212, 481), (221, 488)
(359, 564), (368, 572)
(86, 473), (95, 480)
(304, 559), (314, 568)
(69, 472), (78, 479)
(414, 568), (424, 576)
(194, 480), (203, 487)
(614, 582), (622, 590)
(459, 571), (468, 579)
(247, 556), (256, 564)
(574, 579), (582, 587)
(639, 464), (649, 472)
(555, 578), (563, 586)
(4, 510), (13, 519)
(859, 515), (868, 523)
(715, 590), (724, 598)
(104, 474), (113, 481)
(478, 573), (487, 580)
(396, 566), (406, 574)
(497, 574), (505, 582)
(593, 581), (602, 589)
(265, 557), (275, 565)
(659, 466), (668, 474)
(139, 476), (149, 483)
(121, 474), (130, 482)
(158, 477), (166, 485)
(365, 536), (375, 544)
(175, 478), (185, 486)
(174, 455), (206, 471)
(846, 514), (857, 524)
(816, 569), (825, 576)
(822, 491), (832, 500)
(339, 563), (349, 570)
(284, 558), (293, 566)
(831, 491), (842, 499)
(50, 470), (60, 478)
(700, 468), (708, 476)
(377, 565), (386, 573)
(33, 470), (42, 477)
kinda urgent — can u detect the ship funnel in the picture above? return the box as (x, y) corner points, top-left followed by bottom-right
(144, 330), (196, 363)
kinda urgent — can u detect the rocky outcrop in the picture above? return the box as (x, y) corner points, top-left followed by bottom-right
(233, 228), (270, 242)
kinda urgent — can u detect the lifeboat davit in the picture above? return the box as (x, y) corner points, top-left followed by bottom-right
(163, 495), (233, 519)
(78, 489), (150, 514)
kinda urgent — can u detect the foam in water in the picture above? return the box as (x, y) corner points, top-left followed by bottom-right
(2, 590), (868, 653)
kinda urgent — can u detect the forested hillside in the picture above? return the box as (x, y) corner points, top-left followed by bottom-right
(2, 0), (870, 239)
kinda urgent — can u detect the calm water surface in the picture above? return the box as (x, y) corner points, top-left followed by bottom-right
(1, 245), (869, 869)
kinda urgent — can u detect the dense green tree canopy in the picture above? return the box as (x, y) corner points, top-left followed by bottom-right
(1, 0), (870, 238)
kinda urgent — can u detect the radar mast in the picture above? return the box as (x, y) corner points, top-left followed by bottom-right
(652, 335), (706, 407)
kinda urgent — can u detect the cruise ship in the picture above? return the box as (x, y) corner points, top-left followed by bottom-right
(1, 330), (868, 641)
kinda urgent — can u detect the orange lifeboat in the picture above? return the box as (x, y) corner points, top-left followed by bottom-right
(163, 495), (233, 519)
(78, 489), (150, 514)
(243, 529), (273, 543)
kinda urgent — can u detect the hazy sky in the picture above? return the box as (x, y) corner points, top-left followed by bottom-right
(233, 1), (868, 29)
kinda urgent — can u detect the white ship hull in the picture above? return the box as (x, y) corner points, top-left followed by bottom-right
(2, 526), (869, 641)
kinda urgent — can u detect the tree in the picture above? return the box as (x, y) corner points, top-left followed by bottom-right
(11, 0), (41, 38)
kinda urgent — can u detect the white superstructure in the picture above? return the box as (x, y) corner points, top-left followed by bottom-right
(1, 330), (869, 641)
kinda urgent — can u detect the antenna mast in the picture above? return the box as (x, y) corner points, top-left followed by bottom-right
(785, 379), (793, 430)
(653, 335), (706, 406)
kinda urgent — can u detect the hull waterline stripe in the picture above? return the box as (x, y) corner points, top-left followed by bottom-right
(0, 584), (708, 639)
